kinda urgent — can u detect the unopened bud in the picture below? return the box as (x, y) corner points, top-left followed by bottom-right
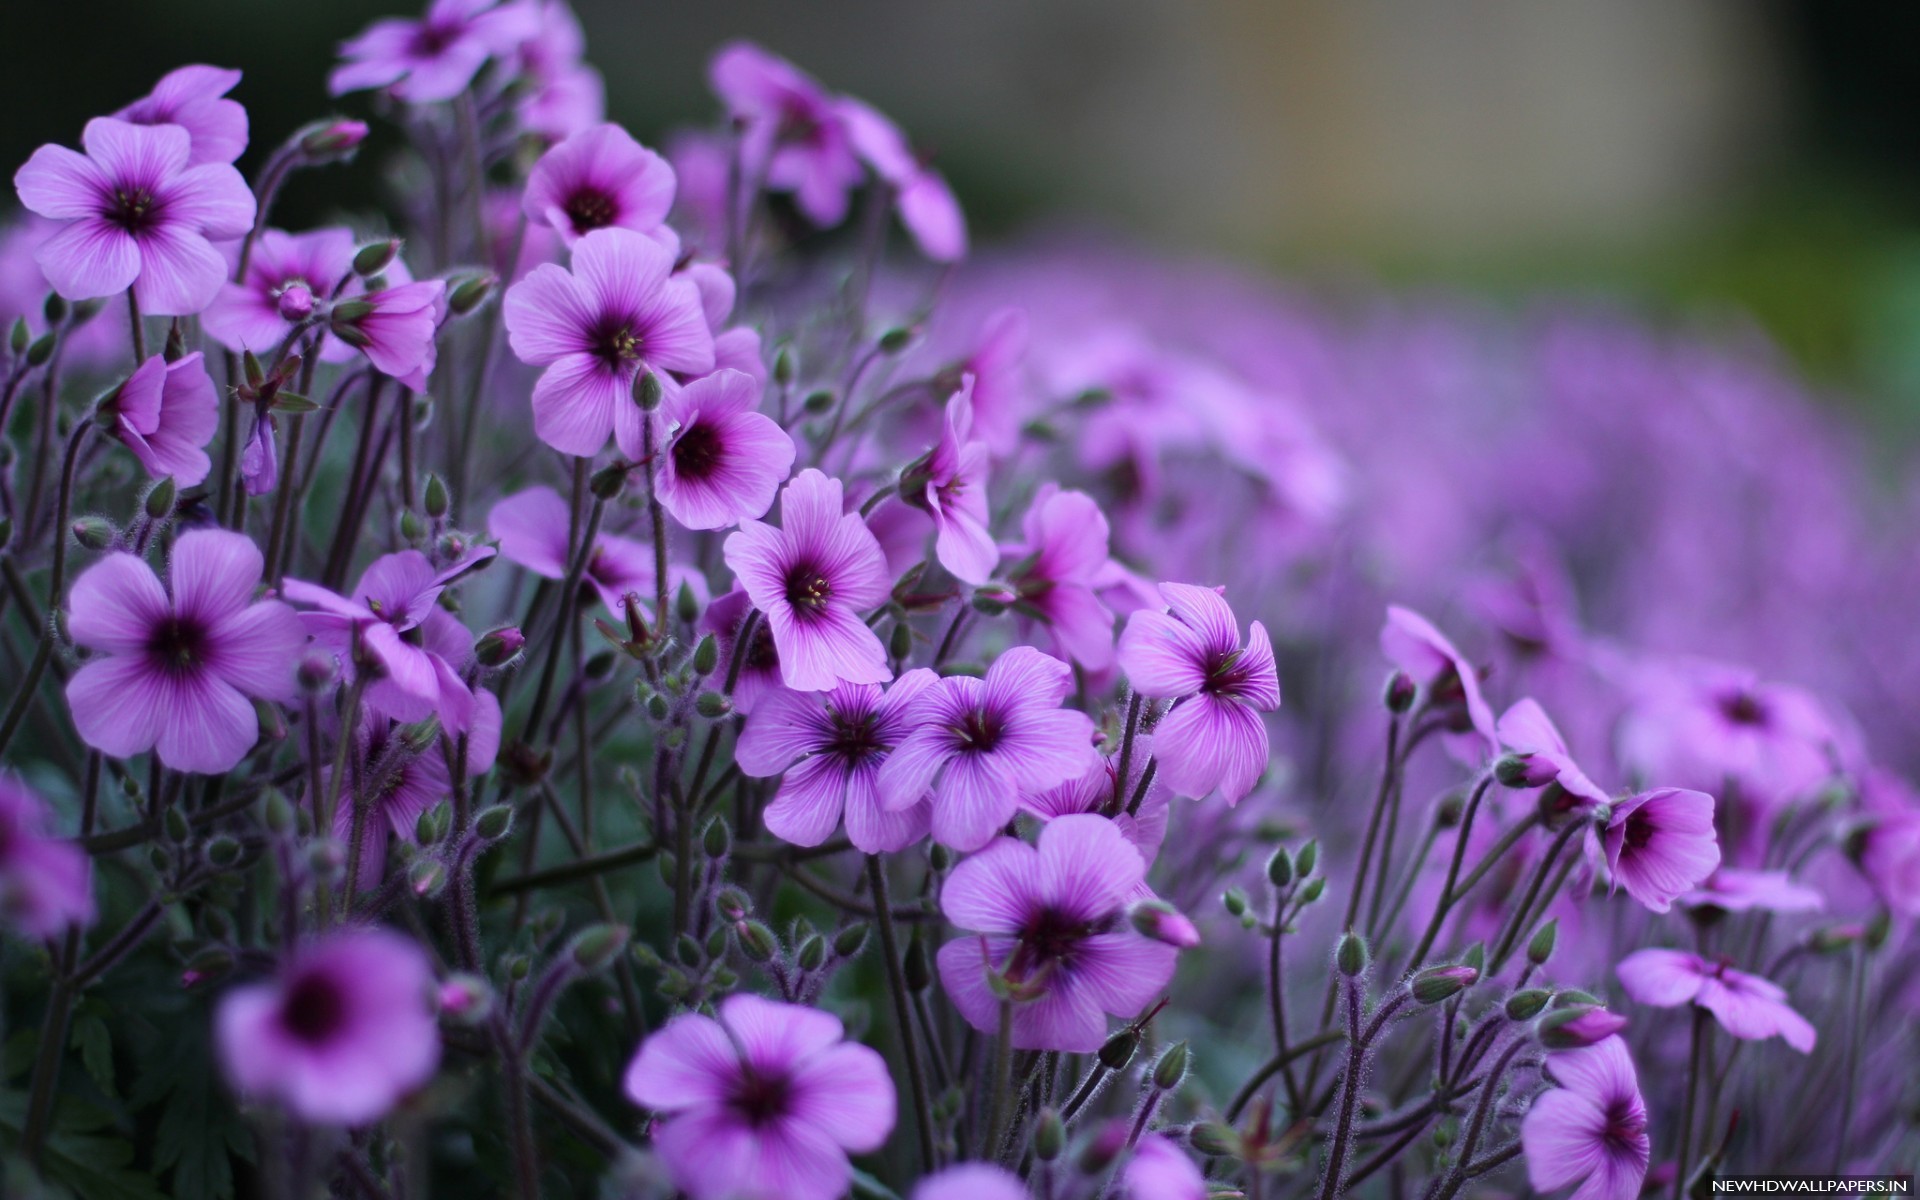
(476, 626), (526, 668)
(204, 834), (242, 868)
(1079, 1120), (1130, 1174)
(353, 238), (401, 277)
(1336, 931), (1369, 977)
(1505, 988), (1551, 1021)
(696, 690), (732, 719)
(71, 516), (116, 551)
(1384, 670), (1416, 713)
(423, 473), (449, 519)
(703, 818), (731, 859)
(448, 273), (496, 316)
(795, 934), (827, 972)
(888, 620), (913, 661)
(692, 634), (719, 676)
(408, 858), (448, 898)
(1537, 1006), (1627, 1050)
(832, 923), (869, 958)
(877, 326), (914, 354)
(773, 343), (797, 385)
(1527, 919), (1559, 966)
(1128, 899), (1200, 948)
(633, 371), (662, 411)
(1151, 1041), (1189, 1090)
(1297, 876), (1327, 905)
(299, 118), (370, 160)
(1033, 1108), (1065, 1162)
(675, 581), (700, 626)
(802, 388), (834, 414)
(262, 788), (294, 834)
(474, 805), (514, 840)
(715, 886), (752, 922)
(44, 294), (69, 326)
(298, 649), (340, 693)
(571, 924), (630, 971)
(9, 317), (27, 356)
(164, 805), (191, 844)
(1096, 1026), (1140, 1071)
(1267, 847), (1294, 888)
(1189, 1122), (1238, 1157)
(589, 461), (629, 499)
(736, 920), (778, 962)
(438, 973), (493, 1023)
(1411, 964), (1479, 1005)
(1222, 886), (1249, 918)
(144, 477), (176, 520)
(28, 332), (56, 366)
(416, 800), (451, 845)
(1295, 839), (1318, 877)
(277, 281), (316, 322)
(180, 945), (234, 988)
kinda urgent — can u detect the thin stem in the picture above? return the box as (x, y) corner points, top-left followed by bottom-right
(126, 288), (145, 361)
(1225, 1028), (1348, 1122)
(1488, 818), (1585, 971)
(1268, 889), (1305, 1115)
(1315, 979), (1365, 1200)
(983, 994), (1015, 1161)
(868, 856), (936, 1174)
(1673, 1006), (1709, 1200)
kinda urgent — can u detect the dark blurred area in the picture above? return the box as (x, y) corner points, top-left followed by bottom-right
(7, 0), (1920, 428)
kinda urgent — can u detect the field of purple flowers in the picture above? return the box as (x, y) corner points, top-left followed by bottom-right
(0, 2), (1915, 1197)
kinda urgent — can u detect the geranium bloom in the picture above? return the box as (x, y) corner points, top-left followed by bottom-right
(623, 993), (894, 1200)
(114, 65), (247, 165)
(913, 1163), (1025, 1200)
(1000, 483), (1116, 671)
(332, 705), (500, 889)
(904, 379), (996, 585)
(329, 277), (447, 390)
(1025, 753), (1171, 873)
(1604, 787), (1720, 913)
(14, 117), (254, 314)
(698, 587), (783, 714)
(736, 671), (937, 852)
(709, 42), (863, 226)
(203, 227), (355, 353)
(654, 368), (795, 530)
(1117, 583), (1279, 805)
(1679, 868), (1823, 915)
(487, 486), (702, 617)
(1616, 948), (1816, 1052)
(502, 227), (714, 457)
(329, 0), (539, 104)
(282, 548), (494, 734)
(215, 929), (441, 1125)
(509, 0), (605, 141)
(879, 646), (1098, 850)
(1520, 1036), (1650, 1200)
(100, 351), (219, 487)
(1856, 770), (1920, 918)
(1124, 1134), (1207, 1200)
(0, 778), (95, 938)
(522, 123), (676, 246)
(836, 95), (967, 262)
(65, 531), (304, 773)
(1497, 698), (1610, 810)
(937, 814), (1179, 1051)
(722, 470), (891, 692)
(1380, 605), (1498, 755)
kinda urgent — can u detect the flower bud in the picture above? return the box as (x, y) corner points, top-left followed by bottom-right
(1384, 670), (1416, 713)
(795, 934), (827, 971)
(1551, 988), (1601, 1008)
(438, 973), (493, 1023)
(164, 805), (191, 844)
(703, 819), (731, 860)
(888, 620), (914, 662)
(1151, 1041), (1189, 1090)
(180, 945), (234, 988)
(474, 805), (514, 841)
(1266, 846), (1294, 888)
(408, 858), (448, 898)
(736, 920), (778, 962)
(416, 800), (451, 846)
(646, 693), (671, 721)
(9, 317), (27, 356)
(1412, 964), (1479, 1005)
(904, 932), (933, 991)
(1222, 886), (1249, 918)
(1096, 1026), (1140, 1071)
(353, 238), (401, 277)
(423, 473), (449, 519)
(696, 690), (732, 718)
(476, 626), (526, 668)
(802, 388), (835, 414)
(715, 886), (752, 922)
(298, 648), (340, 693)
(832, 923), (869, 958)
(28, 332), (56, 366)
(929, 843), (954, 872)
(877, 326), (914, 354)
(1526, 919), (1559, 966)
(1335, 931), (1369, 977)
(506, 954), (532, 981)
(1032, 1108), (1065, 1162)
(1079, 1120), (1130, 1174)
(144, 476), (176, 520)
(45, 294), (70, 325)
(204, 834), (242, 868)
(1295, 839), (1318, 878)
(1495, 753), (1547, 788)
(1188, 1122), (1238, 1157)
(688, 635), (720, 678)
(1536, 1006), (1627, 1050)
(276, 281), (317, 323)
(299, 118), (370, 160)
(262, 788), (295, 834)
(571, 924), (630, 971)
(675, 581), (700, 626)
(1128, 899), (1200, 948)
(448, 273), (496, 316)
(633, 371), (662, 411)
(1297, 876), (1327, 904)
(71, 516), (116, 551)
(587, 460), (629, 499)
(1504, 988), (1551, 1021)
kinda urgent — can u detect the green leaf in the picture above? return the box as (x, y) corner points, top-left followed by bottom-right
(70, 1014), (113, 1098)
(128, 1013), (252, 1199)
(0, 1091), (167, 1200)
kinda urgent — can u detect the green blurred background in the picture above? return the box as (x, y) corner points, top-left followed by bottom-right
(8, 0), (1920, 435)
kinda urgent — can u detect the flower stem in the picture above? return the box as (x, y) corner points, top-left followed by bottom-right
(1673, 1005), (1709, 1200)
(868, 855), (937, 1174)
(1315, 979), (1366, 1200)
(126, 288), (145, 361)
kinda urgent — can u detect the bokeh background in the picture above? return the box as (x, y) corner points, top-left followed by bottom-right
(10, 0), (1920, 438)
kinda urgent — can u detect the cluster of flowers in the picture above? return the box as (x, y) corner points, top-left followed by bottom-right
(0, 2), (1914, 1198)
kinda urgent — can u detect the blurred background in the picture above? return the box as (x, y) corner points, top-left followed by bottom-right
(8, 0), (1920, 435)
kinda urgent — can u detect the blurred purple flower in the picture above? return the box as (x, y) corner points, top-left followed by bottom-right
(1604, 787), (1719, 913)
(1616, 948), (1816, 1052)
(837, 95), (966, 262)
(709, 42), (863, 227)
(508, 1), (605, 141)
(487, 485), (703, 617)
(1124, 1133), (1206, 1200)
(114, 65), (248, 165)
(1381, 605), (1498, 756)
(1678, 867), (1823, 915)
(329, 0), (539, 104)
(101, 351), (219, 487)
(1497, 698), (1610, 809)
(912, 1163), (1025, 1200)
(0, 777), (94, 938)
(1520, 1036), (1650, 1200)
(1001, 483), (1116, 671)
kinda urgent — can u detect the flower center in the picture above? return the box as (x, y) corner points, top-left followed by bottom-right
(146, 615), (209, 675)
(1718, 691), (1767, 727)
(108, 186), (161, 235)
(1009, 906), (1099, 981)
(280, 971), (349, 1046)
(564, 187), (618, 233)
(409, 21), (459, 57)
(784, 564), (832, 619)
(950, 708), (1003, 753)
(827, 710), (883, 762)
(1204, 646), (1248, 696)
(1601, 1097), (1645, 1154)
(1623, 808), (1657, 852)
(671, 422), (724, 481)
(727, 1067), (793, 1128)
(592, 318), (644, 368)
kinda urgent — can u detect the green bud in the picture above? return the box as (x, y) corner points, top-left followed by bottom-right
(705, 926), (729, 958)
(692, 634), (720, 675)
(697, 690), (732, 718)
(399, 508), (425, 542)
(1527, 919), (1559, 966)
(27, 332), (56, 367)
(889, 620), (914, 661)
(1295, 839), (1318, 877)
(1151, 1041), (1189, 1090)
(1551, 988), (1601, 1009)
(1222, 886), (1249, 918)
(422, 473), (449, 519)
(877, 326), (914, 354)
(1188, 1121), (1238, 1157)
(474, 805), (514, 840)
(1504, 988), (1551, 1021)
(448, 273), (496, 316)
(408, 858), (448, 898)
(475, 626), (526, 667)
(44, 294), (68, 325)
(1033, 1107), (1065, 1161)
(204, 835), (242, 868)
(8, 317), (27, 356)
(703, 818), (731, 859)
(1537, 1006), (1626, 1050)
(589, 461), (628, 499)
(262, 788), (294, 834)
(1411, 964), (1479, 1005)
(1267, 847), (1294, 889)
(675, 933), (703, 968)
(1384, 670), (1416, 713)
(416, 800), (451, 846)
(71, 516), (116, 551)
(929, 843), (953, 872)
(715, 886), (752, 922)
(353, 238), (400, 277)
(164, 805), (191, 844)
(647, 693), (672, 721)
(904, 933), (933, 991)
(1098, 1026), (1141, 1070)
(676, 581), (700, 626)
(144, 477), (176, 520)
(181, 945), (234, 985)
(832, 923), (869, 958)
(737, 920), (778, 962)
(506, 954), (532, 981)
(1335, 931), (1369, 977)
(1297, 877), (1327, 905)
(802, 388), (835, 414)
(796, 934), (827, 972)
(773, 343), (797, 385)
(571, 924), (630, 971)
(1461, 941), (1486, 974)
(633, 371), (662, 411)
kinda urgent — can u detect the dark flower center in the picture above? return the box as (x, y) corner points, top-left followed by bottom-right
(409, 21), (459, 57)
(1623, 808), (1657, 852)
(107, 186), (162, 235)
(564, 187), (619, 233)
(1602, 1097), (1645, 1154)
(784, 564), (832, 620)
(1718, 691), (1767, 727)
(671, 422), (725, 481)
(146, 615), (209, 676)
(1204, 646), (1249, 696)
(950, 708), (1003, 753)
(280, 971), (349, 1046)
(1008, 906), (1104, 981)
(827, 709), (883, 763)
(746, 621), (780, 671)
(591, 317), (644, 368)
(727, 1067), (793, 1128)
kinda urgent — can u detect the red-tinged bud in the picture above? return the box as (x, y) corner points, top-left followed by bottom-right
(299, 118), (370, 160)
(1537, 1005), (1627, 1050)
(277, 281), (317, 323)
(1411, 964), (1479, 1005)
(438, 973), (494, 1023)
(1128, 899), (1201, 948)
(475, 626), (526, 667)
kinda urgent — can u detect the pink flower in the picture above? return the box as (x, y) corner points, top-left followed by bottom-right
(878, 646), (1099, 851)
(215, 929), (441, 1124)
(1520, 1036), (1650, 1200)
(64, 531), (304, 773)
(1024, 754), (1171, 872)
(1001, 483), (1117, 671)
(722, 470), (891, 692)
(836, 96), (967, 262)
(101, 351), (219, 487)
(1497, 698), (1610, 809)
(502, 227), (714, 457)
(522, 123), (675, 246)
(1124, 1133), (1207, 1200)
(709, 42), (863, 226)
(1856, 771), (1920, 918)
(912, 1163), (1025, 1200)
(954, 308), (1030, 455)
(114, 65), (248, 165)
(1380, 605), (1498, 756)
(904, 379), (996, 585)
(1117, 583), (1279, 805)
(329, 0), (540, 104)
(656, 368), (795, 530)
(736, 671), (938, 852)
(330, 278), (447, 390)
(508, 1), (605, 141)
(1604, 787), (1720, 913)
(698, 587), (784, 715)
(203, 227), (355, 353)
(1616, 948), (1816, 1052)
(14, 117), (254, 314)
(330, 706), (500, 890)
(487, 485), (700, 617)
(1678, 868), (1823, 915)
(0, 777), (95, 938)
(624, 993), (894, 1200)
(938, 814), (1179, 1051)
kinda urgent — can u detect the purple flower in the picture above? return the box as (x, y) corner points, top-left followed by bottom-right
(1856, 770), (1920, 919)
(937, 813), (1177, 1051)
(722, 469), (892, 692)
(101, 351), (219, 487)
(1678, 867), (1823, 915)
(709, 42), (863, 226)
(1124, 1133), (1207, 1200)
(502, 227), (714, 457)
(1520, 1036), (1650, 1200)
(837, 96), (967, 262)
(329, 0), (539, 104)
(912, 1163), (1025, 1200)
(240, 413), (278, 496)
(623, 993), (895, 1200)
(1117, 583), (1279, 805)
(522, 123), (675, 246)
(1024, 754), (1171, 872)
(488, 485), (699, 617)
(203, 227), (355, 353)
(736, 671), (938, 852)
(215, 929), (441, 1124)
(878, 647), (1097, 850)
(282, 548), (495, 734)
(1001, 483), (1116, 671)
(331, 705), (500, 890)
(14, 117), (254, 314)
(1616, 948), (1816, 1052)
(0, 778), (94, 938)
(509, 1), (605, 141)
(1497, 698), (1610, 810)
(1380, 605), (1498, 755)
(65, 530), (304, 773)
(1604, 787), (1719, 913)
(330, 278), (447, 390)
(699, 587), (783, 714)
(114, 65), (248, 165)
(656, 367), (795, 531)
(904, 379), (996, 585)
